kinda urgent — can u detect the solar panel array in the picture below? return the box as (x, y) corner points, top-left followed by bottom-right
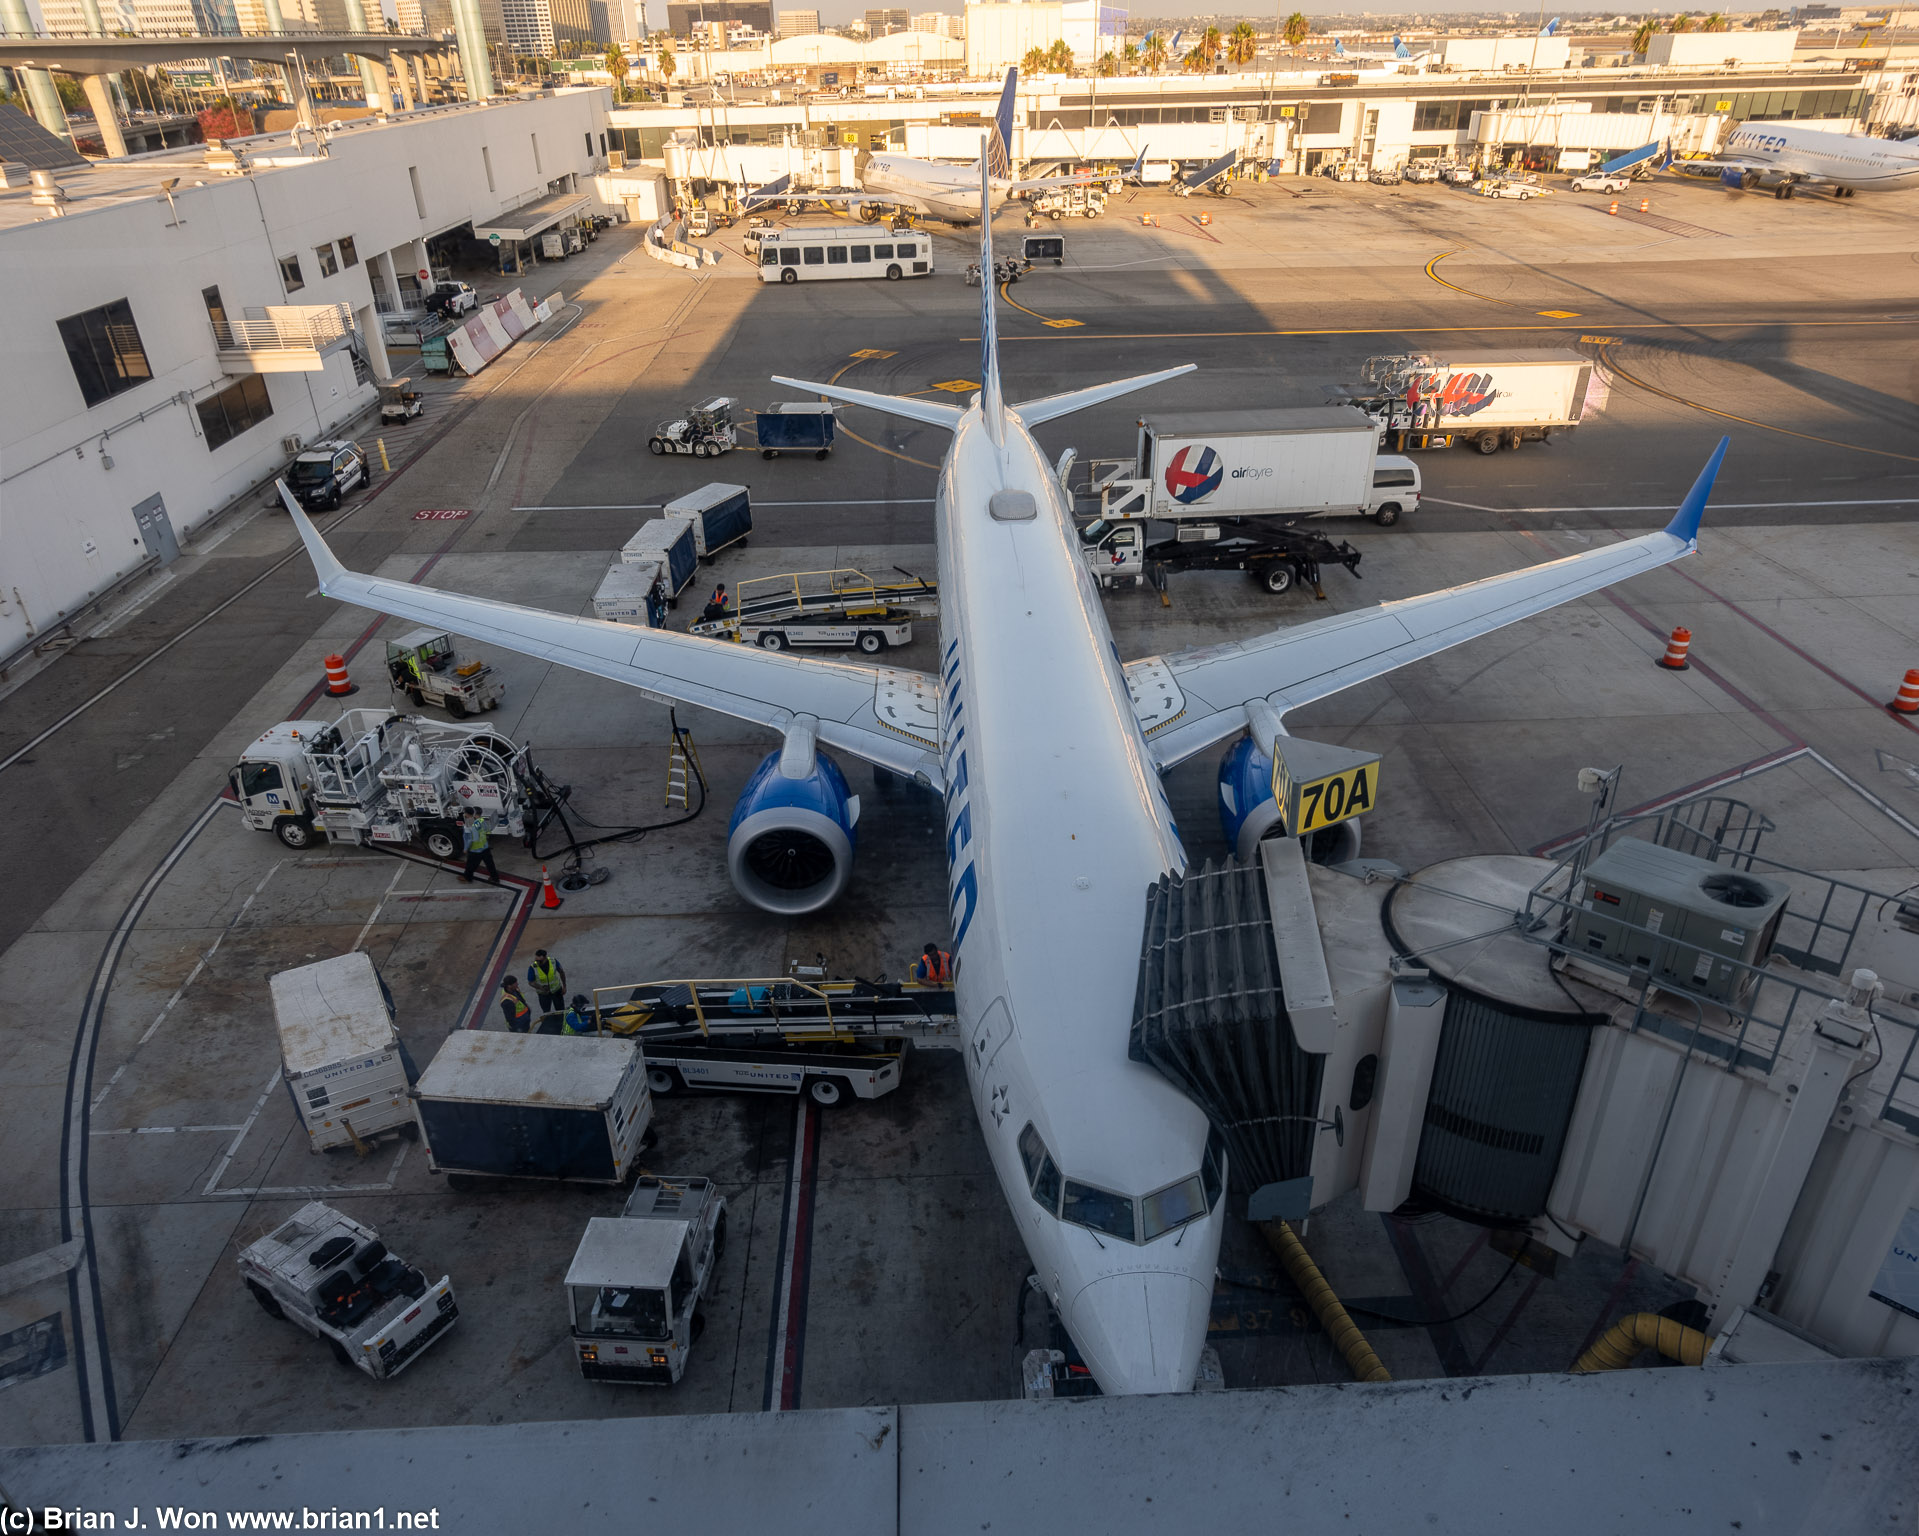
(0, 101), (89, 171)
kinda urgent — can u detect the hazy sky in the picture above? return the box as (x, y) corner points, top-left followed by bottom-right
(701, 3), (1578, 28)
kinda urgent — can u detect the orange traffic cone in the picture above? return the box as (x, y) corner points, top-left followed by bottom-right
(1656, 626), (1692, 670)
(1890, 669), (1919, 715)
(540, 865), (564, 909)
(1639, 198), (1650, 212)
(324, 653), (355, 696)
(1608, 200), (1618, 216)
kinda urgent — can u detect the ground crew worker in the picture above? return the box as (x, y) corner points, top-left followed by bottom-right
(527, 949), (567, 1014)
(499, 976), (533, 1033)
(702, 583), (728, 623)
(911, 942), (951, 986)
(563, 994), (595, 1036)
(459, 808), (498, 884)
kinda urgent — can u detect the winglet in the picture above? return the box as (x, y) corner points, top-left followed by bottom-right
(1664, 436), (1729, 547)
(277, 479), (347, 591)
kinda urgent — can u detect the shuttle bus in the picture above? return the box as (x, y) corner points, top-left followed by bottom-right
(750, 225), (935, 283)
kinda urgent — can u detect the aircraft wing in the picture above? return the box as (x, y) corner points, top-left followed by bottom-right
(1129, 441), (1726, 769)
(276, 487), (945, 786)
(1668, 154), (1789, 184)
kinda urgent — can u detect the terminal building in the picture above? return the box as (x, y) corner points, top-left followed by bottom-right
(0, 90), (612, 670)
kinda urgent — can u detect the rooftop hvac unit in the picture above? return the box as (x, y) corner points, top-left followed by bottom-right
(608, 149), (626, 169)
(281, 435), (304, 454)
(1565, 840), (1790, 1006)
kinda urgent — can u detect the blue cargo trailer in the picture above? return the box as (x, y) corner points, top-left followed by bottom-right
(413, 1032), (652, 1186)
(621, 517), (699, 602)
(754, 403), (836, 460)
(663, 483), (753, 560)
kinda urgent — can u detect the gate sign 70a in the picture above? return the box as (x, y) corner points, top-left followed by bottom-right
(1269, 736), (1384, 837)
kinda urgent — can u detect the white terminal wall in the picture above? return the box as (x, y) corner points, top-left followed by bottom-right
(0, 91), (612, 662)
(1432, 35), (1571, 72)
(1647, 30), (1800, 68)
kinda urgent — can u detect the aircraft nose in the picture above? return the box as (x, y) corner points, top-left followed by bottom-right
(1067, 1269), (1213, 1396)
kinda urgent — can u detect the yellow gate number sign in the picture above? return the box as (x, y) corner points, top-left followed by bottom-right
(1269, 737), (1384, 837)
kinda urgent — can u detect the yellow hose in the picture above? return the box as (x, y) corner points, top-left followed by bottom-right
(1261, 1220), (1392, 1383)
(1571, 1313), (1710, 1373)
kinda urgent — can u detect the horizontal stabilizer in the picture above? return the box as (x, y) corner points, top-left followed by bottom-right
(1012, 365), (1196, 427)
(771, 374), (965, 430)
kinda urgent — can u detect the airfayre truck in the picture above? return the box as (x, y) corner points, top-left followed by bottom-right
(1084, 407), (1420, 526)
(1342, 350), (1599, 453)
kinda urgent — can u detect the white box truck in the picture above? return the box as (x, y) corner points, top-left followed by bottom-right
(1091, 407), (1419, 526)
(1348, 350), (1596, 454)
(272, 953), (418, 1152)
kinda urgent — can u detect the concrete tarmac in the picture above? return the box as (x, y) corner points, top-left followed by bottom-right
(1, 172), (1916, 1446)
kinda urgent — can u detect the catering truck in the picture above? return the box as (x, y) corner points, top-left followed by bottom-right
(1085, 407), (1420, 526)
(1342, 350), (1597, 453)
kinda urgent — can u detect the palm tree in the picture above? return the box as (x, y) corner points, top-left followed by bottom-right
(1201, 24), (1223, 65)
(604, 42), (628, 101)
(1227, 20), (1256, 65)
(1047, 37), (1073, 74)
(1142, 31), (1167, 71)
(1121, 40), (1140, 73)
(1630, 19), (1655, 53)
(1097, 50), (1117, 76)
(1669, 12), (1693, 32)
(1283, 10), (1309, 64)
(1703, 11), (1728, 29)
(1023, 44), (1048, 75)
(656, 37), (675, 80)
(1182, 45), (1207, 72)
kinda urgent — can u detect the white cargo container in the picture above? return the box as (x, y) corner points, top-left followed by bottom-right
(621, 517), (698, 600)
(414, 1031), (653, 1186)
(662, 483), (752, 559)
(271, 953), (418, 1152)
(1094, 406), (1415, 525)
(593, 561), (661, 627)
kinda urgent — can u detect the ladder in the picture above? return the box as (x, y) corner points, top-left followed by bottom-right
(664, 711), (706, 810)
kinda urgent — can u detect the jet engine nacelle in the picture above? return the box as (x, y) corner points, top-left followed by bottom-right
(1216, 734), (1362, 868)
(727, 744), (860, 914)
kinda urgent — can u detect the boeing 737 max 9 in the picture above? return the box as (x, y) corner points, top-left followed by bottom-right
(1677, 121), (1919, 197)
(279, 152), (1728, 1397)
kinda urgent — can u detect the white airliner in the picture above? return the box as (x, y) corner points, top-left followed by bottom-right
(1678, 120), (1919, 198)
(745, 67), (1097, 226)
(280, 153), (1728, 1397)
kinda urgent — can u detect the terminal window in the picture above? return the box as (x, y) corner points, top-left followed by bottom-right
(337, 235), (359, 268)
(196, 375), (274, 452)
(279, 253), (304, 293)
(316, 242), (340, 278)
(56, 299), (152, 409)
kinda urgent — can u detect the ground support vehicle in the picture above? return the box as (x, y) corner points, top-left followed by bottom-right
(748, 225), (933, 283)
(1368, 166), (1402, 186)
(1022, 233), (1065, 265)
(414, 1032), (654, 1187)
(1084, 407), (1413, 525)
(664, 482), (754, 554)
(753, 404), (837, 459)
(593, 561), (666, 627)
(648, 397), (737, 457)
(1403, 163), (1441, 183)
(287, 440), (367, 511)
(386, 627), (504, 714)
(273, 952), (418, 1151)
(567, 1175), (727, 1386)
(1570, 172), (1631, 193)
(1439, 163), (1476, 184)
(1027, 186), (1104, 221)
(688, 566), (937, 653)
(1079, 517), (1362, 596)
(1344, 350), (1596, 453)
(622, 518), (699, 602)
(594, 975), (957, 1106)
(966, 255), (1028, 286)
(378, 378), (424, 423)
(423, 281), (479, 318)
(239, 1203), (456, 1378)
(231, 706), (534, 856)
(1471, 178), (1546, 199)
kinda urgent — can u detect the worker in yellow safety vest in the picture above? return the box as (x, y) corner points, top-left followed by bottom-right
(526, 949), (568, 1017)
(499, 977), (533, 1033)
(459, 808), (498, 885)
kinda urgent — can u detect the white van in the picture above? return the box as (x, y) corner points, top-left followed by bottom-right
(1366, 455), (1421, 526)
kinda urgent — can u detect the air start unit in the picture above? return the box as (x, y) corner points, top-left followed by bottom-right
(1567, 840), (1789, 1006)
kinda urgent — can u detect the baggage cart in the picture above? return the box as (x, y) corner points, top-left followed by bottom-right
(663, 483), (753, 556)
(621, 518), (698, 601)
(272, 953), (418, 1152)
(753, 404), (836, 460)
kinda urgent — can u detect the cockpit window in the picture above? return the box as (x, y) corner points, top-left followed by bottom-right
(1063, 1180), (1136, 1243)
(1140, 1175), (1207, 1241)
(1202, 1127), (1227, 1210)
(1017, 1123), (1044, 1185)
(1033, 1155), (1061, 1214)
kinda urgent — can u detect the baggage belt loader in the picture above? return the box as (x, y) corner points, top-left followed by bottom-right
(690, 567), (938, 655)
(592, 974), (956, 1109)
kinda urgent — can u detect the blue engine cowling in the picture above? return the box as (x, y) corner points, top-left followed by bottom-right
(1216, 734), (1362, 867)
(726, 748), (860, 914)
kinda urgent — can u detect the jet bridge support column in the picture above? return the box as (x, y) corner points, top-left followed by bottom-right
(1705, 974), (1873, 1332)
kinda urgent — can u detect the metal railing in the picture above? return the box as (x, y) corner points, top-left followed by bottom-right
(1520, 797), (1910, 1086)
(591, 978), (857, 1041)
(211, 303), (354, 353)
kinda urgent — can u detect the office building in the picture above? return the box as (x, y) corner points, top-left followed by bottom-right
(665, 0), (770, 37)
(865, 6), (907, 34)
(777, 8), (818, 36)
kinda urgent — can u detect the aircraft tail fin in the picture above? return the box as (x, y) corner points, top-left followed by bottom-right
(987, 67), (1016, 179)
(1541, 15), (1558, 33)
(1128, 143), (1147, 180)
(1393, 35), (1410, 58)
(978, 142), (1004, 447)
(1333, 37), (1345, 56)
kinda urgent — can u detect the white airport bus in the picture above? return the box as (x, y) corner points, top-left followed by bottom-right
(750, 225), (935, 283)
